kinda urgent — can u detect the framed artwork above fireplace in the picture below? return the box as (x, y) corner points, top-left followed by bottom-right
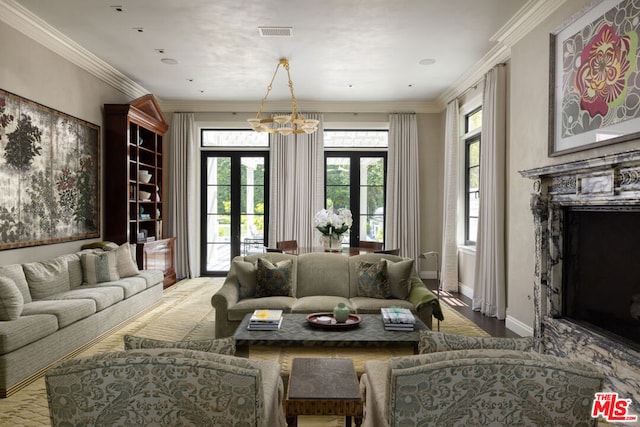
(549, 0), (640, 156)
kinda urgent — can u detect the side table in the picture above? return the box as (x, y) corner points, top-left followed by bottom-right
(285, 358), (363, 427)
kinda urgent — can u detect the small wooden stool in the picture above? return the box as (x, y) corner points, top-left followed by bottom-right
(285, 358), (363, 427)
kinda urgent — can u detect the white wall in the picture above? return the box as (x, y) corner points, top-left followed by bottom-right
(0, 20), (132, 265)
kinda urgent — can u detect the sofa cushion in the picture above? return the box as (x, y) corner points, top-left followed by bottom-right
(81, 251), (120, 285)
(0, 314), (59, 355)
(230, 297), (295, 321)
(23, 257), (71, 300)
(349, 297), (414, 314)
(43, 286), (124, 311)
(102, 277), (147, 298)
(418, 331), (534, 354)
(114, 243), (140, 278)
(355, 260), (390, 298)
(234, 259), (258, 299)
(136, 269), (165, 288)
(124, 335), (236, 355)
(0, 276), (23, 321)
(21, 299), (96, 328)
(296, 253), (349, 298)
(385, 259), (414, 300)
(292, 296), (352, 313)
(256, 258), (293, 297)
(0, 264), (32, 303)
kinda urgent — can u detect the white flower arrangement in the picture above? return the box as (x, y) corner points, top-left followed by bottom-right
(314, 207), (353, 239)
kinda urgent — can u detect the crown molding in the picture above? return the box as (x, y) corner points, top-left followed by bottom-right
(158, 100), (444, 114)
(437, 0), (567, 106)
(0, 0), (148, 99)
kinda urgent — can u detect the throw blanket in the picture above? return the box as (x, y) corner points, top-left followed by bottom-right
(408, 277), (444, 321)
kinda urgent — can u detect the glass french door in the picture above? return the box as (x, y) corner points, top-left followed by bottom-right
(201, 152), (268, 275)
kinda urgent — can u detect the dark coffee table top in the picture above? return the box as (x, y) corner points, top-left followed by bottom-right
(234, 313), (428, 348)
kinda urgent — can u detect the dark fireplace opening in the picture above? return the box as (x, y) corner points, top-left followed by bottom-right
(563, 207), (640, 351)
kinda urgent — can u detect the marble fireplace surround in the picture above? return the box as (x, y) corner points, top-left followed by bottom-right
(521, 149), (640, 419)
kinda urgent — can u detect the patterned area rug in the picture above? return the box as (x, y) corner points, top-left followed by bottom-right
(0, 278), (489, 427)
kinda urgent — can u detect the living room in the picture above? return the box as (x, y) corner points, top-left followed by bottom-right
(1, 0), (640, 424)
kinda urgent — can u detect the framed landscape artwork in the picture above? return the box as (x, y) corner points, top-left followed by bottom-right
(0, 89), (100, 250)
(549, 0), (640, 156)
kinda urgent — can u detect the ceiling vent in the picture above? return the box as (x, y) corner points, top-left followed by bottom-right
(259, 27), (293, 37)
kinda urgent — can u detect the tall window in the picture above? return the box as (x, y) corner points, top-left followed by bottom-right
(464, 108), (482, 245)
(324, 130), (387, 247)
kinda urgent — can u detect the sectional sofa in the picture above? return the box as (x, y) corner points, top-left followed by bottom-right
(0, 244), (164, 397)
(212, 252), (442, 338)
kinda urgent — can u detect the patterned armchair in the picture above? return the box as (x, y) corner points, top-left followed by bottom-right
(45, 348), (285, 426)
(359, 348), (604, 427)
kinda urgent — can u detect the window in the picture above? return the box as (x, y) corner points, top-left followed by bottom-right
(464, 108), (481, 245)
(324, 130), (387, 247)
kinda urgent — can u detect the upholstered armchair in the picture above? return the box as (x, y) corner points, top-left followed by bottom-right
(360, 333), (604, 427)
(45, 348), (285, 426)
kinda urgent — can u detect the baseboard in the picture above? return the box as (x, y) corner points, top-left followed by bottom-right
(459, 283), (473, 299)
(505, 315), (533, 337)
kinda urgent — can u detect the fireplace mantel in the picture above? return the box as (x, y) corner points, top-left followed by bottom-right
(521, 148), (640, 421)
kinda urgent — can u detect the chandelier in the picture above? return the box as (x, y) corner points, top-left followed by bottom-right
(247, 58), (318, 135)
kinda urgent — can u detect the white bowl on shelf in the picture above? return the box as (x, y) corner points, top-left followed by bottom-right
(138, 170), (152, 183)
(138, 190), (151, 201)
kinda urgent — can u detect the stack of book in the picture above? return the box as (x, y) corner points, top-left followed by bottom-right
(381, 307), (416, 331)
(248, 309), (283, 330)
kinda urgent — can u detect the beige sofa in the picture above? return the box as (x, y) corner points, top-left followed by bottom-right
(212, 252), (442, 338)
(0, 245), (164, 397)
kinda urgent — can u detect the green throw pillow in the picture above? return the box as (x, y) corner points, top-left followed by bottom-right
(356, 259), (390, 298)
(233, 259), (258, 299)
(123, 335), (236, 356)
(255, 258), (293, 297)
(385, 259), (414, 299)
(418, 330), (534, 354)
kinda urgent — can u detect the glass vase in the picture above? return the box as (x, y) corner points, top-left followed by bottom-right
(323, 235), (342, 252)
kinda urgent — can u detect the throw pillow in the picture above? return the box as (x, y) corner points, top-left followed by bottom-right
(255, 258), (293, 297)
(115, 243), (140, 278)
(233, 259), (257, 299)
(123, 335), (236, 356)
(23, 257), (71, 299)
(385, 259), (414, 299)
(0, 276), (24, 321)
(81, 251), (120, 285)
(356, 260), (390, 298)
(418, 330), (534, 354)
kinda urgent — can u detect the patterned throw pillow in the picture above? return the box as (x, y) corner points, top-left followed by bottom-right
(81, 251), (120, 285)
(356, 260), (390, 298)
(255, 258), (293, 297)
(0, 276), (24, 321)
(385, 259), (414, 299)
(114, 243), (140, 278)
(233, 259), (257, 299)
(23, 257), (71, 299)
(418, 330), (533, 354)
(123, 335), (236, 356)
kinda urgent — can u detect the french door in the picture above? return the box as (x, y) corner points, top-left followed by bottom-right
(200, 152), (269, 275)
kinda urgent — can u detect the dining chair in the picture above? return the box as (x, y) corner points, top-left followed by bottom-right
(276, 240), (298, 251)
(375, 248), (400, 255)
(266, 247), (284, 253)
(359, 241), (383, 251)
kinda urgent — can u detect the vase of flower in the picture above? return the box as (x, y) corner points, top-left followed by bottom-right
(323, 234), (342, 252)
(315, 207), (353, 252)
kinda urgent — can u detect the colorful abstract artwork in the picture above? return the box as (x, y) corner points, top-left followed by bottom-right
(550, 0), (640, 155)
(0, 89), (99, 249)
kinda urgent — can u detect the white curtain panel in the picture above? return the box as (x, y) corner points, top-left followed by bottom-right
(167, 112), (198, 278)
(472, 65), (507, 319)
(386, 113), (421, 261)
(441, 99), (460, 292)
(268, 113), (324, 248)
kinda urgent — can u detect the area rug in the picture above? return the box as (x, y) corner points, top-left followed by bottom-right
(0, 277), (489, 427)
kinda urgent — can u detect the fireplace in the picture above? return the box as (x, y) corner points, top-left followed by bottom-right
(521, 149), (640, 420)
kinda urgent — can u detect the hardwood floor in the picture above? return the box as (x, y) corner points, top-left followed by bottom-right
(425, 280), (520, 338)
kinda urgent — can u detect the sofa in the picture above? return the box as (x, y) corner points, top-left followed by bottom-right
(45, 348), (285, 426)
(0, 243), (164, 397)
(360, 348), (604, 427)
(212, 252), (442, 338)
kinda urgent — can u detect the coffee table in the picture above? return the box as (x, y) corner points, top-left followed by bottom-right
(285, 358), (363, 427)
(234, 313), (428, 357)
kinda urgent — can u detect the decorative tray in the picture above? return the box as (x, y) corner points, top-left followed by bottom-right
(306, 312), (362, 330)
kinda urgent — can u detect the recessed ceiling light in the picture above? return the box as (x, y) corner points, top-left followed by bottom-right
(161, 58), (178, 65)
(110, 5), (124, 12)
(132, 27), (144, 33)
(419, 58), (436, 66)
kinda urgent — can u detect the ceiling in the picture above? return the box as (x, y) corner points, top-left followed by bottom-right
(9, 0), (535, 107)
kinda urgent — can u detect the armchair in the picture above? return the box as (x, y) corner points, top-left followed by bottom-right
(45, 348), (285, 426)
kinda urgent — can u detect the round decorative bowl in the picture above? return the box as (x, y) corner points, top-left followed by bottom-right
(138, 190), (151, 201)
